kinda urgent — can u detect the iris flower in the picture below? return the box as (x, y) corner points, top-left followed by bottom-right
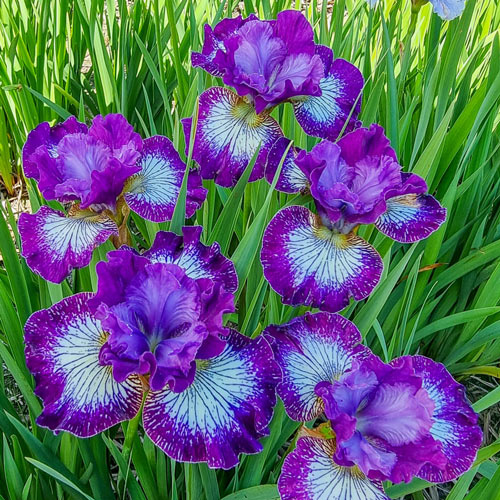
(185, 10), (363, 187)
(261, 124), (446, 312)
(25, 227), (280, 469)
(265, 312), (482, 499)
(367, 0), (466, 21)
(19, 114), (206, 283)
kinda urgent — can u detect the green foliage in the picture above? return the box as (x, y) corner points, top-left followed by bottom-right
(0, 0), (499, 499)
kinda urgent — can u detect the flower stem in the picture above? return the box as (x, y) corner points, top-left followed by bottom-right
(110, 197), (132, 248)
(122, 391), (147, 463)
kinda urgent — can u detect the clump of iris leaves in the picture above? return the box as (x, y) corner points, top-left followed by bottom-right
(1, 0), (500, 500)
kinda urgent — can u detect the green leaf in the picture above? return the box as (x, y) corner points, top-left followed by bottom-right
(25, 458), (95, 500)
(221, 485), (279, 500)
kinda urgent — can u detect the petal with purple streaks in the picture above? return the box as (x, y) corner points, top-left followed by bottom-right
(292, 57), (363, 141)
(182, 87), (283, 187)
(375, 193), (446, 243)
(124, 135), (206, 222)
(261, 206), (383, 312)
(143, 331), (279, 469)
(278, 436), (389, 500)
(25, 293), (143, 437)
(264, 312), (373, 421)
(19, 205), (117, 283)
(144, 226), (238, 293)
(393, 356), (482, 482)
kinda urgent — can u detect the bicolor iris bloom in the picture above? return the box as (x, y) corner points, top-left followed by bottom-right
(25, 227), (280, 469)
(265, 312), (482, 499)
(185, 10), (363, 187)
(261, 124), (446, 312)
(19, 114), (206, 283)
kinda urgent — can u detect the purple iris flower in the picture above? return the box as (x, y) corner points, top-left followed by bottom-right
(212, 10), (324, 113)
(265, 312), (482, 499)
(19, 115), (206, 283)
(185, 11), (363, 187)
(261, 124), (447, 313)
(25, 227), (280, 469)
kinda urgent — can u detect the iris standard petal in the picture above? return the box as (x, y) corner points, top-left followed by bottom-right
(278, 436), (389, 500)
(124, 135), (206, 222)
(22, 116), (88, 180)
(261, 205), (383, 312)
(217, 10), (324, 112)
(393, 356), (482, 482)
(182, 87), (283, 187)
(142, 330), (280, 469)
(24, 293), (143, 437)
(144, 226), (238, 293)
(191, 15), (258, 76)
(19, 205), (117, 283)
(88, 113), (143, 167)
(292, 51), (363, 141)
(264, 312), (373, 421)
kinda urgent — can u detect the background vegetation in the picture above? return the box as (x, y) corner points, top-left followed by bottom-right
(0, 0), (500, 498)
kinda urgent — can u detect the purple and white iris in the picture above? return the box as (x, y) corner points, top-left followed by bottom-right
(261, 124), (446, 312)
(19, 114), (206, 283)
(266, 312), (482, 499)
(185, 11), (363, 187)
(25, 227), (280, 469)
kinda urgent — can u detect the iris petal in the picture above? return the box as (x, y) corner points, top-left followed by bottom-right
(265, 137), (307, 193)
(429, 0), (465, 20)
(24, 293), (143, 437)
(22, 117), (88, 180)
(124, 135), (206, 222)
(19, 205), (117, 283)
(393, 356), (483, 482)
(144, 226), (238, 293)
(264, 312), (373, 422)
(182, 87), (283, 187)
(261, 205), (383, 312)
(278, 436), (389, 500)
(292, 56), (363, 141)
(142, 330), (279, 469)
(376, 193), (446, 243)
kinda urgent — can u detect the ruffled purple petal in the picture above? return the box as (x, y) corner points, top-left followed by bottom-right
(191, 15), (258, 76)
(264, 312), (373, 421)
(375, 192), (447, 243)
(183, 87), (283, 187)
(337, 124), (397, 165)
(88, 113), (143, 166)
(302, 125), (410, 226)
(124, 135), (207, 222)
(90, 247), (148, 309)
(22, 117), (88, 180)
(292, 53), (363, 141)
(142, 330), (280, 469)
(394, 356), (482, 482)
(144, 226), (238, 293)
(19, 206), (117, 283)
(264, 137), (307, 193)
(278, 436), (389, 500)
(318, 356), (446, 483)
(36, 132), (140, 210)
(218, 11), (323, 112)
(261, 206), (383, 312)
(25, 293), (143, 437)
